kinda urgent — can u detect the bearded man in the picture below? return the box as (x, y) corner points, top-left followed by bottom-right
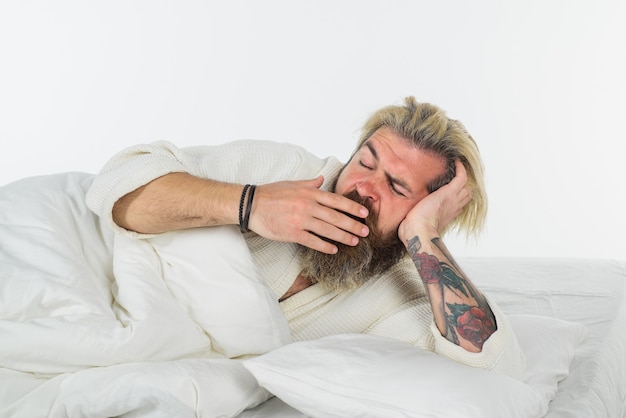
(87, 97), (524, 378)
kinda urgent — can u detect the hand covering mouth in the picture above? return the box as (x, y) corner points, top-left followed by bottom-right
(341, 210), (367, 225)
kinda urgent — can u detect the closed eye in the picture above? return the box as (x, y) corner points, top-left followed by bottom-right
(359, 160), (373, 170)
(388, 178), (406, 197)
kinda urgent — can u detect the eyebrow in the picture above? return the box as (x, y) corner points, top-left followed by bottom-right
(365, 142), (413, 195)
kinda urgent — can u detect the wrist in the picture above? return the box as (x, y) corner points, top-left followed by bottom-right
(398, 221), (439, 247)
(238, 184), (257, 233)
(196, 179), (245, 227)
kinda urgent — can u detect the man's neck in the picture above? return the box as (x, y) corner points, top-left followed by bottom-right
(279, 274), (314, 302)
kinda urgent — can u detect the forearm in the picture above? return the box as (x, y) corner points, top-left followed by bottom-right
(113, 172), (243, 234)
(404, 229), (496, 353)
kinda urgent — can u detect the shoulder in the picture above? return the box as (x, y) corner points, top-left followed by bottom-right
(184, 139), (313, 160)
(187, 139), (343, 184)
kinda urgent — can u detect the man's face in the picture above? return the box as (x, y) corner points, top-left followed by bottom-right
(298, 128), (448, 290)
(335, 127), (447, 237)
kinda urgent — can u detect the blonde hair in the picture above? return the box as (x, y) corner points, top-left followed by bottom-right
(356, 96), (487, 236)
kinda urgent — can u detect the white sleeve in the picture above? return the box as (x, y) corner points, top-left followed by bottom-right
(428, 296), (527, 380)
(85, 140), (206, 238)
(85, 139), (332, 237)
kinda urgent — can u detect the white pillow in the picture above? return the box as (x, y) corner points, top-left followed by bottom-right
(509, 314), (587, 399)
(244, 315), (586, 418)
(49, 358), (270, 418)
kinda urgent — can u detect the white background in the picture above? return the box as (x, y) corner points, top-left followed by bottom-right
(1, 0), (624, 260)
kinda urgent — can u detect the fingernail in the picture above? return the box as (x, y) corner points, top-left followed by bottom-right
(360, 207), (369, 217)
(351, 237), (359, 246)
(361, 226), (369, 236)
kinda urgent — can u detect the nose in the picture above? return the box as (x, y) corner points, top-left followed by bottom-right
(356, 178), (380, 202)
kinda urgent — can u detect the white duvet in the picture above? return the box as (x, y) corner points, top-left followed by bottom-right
(0, 172), (290, 417)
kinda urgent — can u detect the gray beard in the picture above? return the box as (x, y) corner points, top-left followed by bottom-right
(298, 190), (406, 291)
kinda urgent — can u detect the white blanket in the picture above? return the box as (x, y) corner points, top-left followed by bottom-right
(0, 172), (290, 417)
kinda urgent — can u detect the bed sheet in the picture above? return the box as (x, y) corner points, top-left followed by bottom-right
(460, 257), (626, 418)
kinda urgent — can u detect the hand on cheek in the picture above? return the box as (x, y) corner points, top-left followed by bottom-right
(398, 160), (471, 244)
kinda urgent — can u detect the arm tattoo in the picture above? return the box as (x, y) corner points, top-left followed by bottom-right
(406, 236), (422, 257)
(407, 235), (496, 349)
(446, 303), (496, 349)
(407, 237), (443, 284)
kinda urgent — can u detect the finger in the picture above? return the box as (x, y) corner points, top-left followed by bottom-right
(453, 160), (468, 185)
(316, 191), (369, 223)
(313, 205), (369, 239)
(298, 231), (339, 255)
(462, 187), (473, 205)
(301, 175), (325, 189)
(440, 161), (467, 197)
(306, 217), (361, 247)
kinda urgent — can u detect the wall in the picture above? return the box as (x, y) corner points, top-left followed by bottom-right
(1, 0), (624, 260)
